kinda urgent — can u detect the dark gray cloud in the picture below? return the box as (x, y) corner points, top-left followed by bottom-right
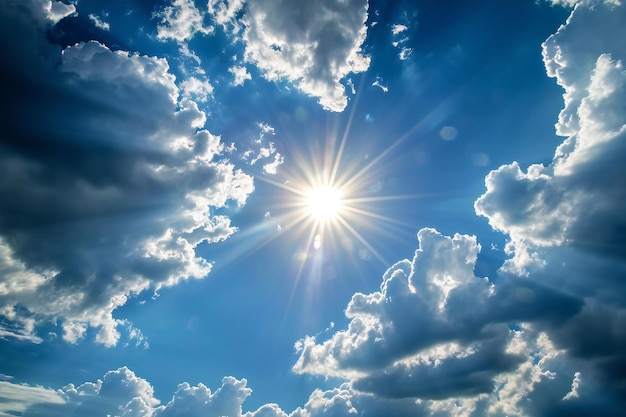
(292, 228), (584, 410)
(352, 330), (524, 400)
(476, 2), (626, 260)
(0, 0), (253, 345)
(472, 0), (626, 413)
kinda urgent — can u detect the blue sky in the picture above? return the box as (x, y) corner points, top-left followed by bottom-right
(1, 0), (626, 416)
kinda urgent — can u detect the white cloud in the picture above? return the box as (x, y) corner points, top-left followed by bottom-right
(549, 0), (621, 7)
(391, 24), (408, 35)
(263, 153), (285, 175)
(0, 1), (254, 346)
(180, 76), (214, 101)
(9, 368), (430, 417)
(88, 13), (110, 30)
(155, 377), (251, 417)
(372, 76), (388, 92)
(208, 0), (245, 34)
(10, 369), (255, 417)
(155, 0), (213, 42)
(207, 0), (371, 110)
(390, 14), (414, 61)
(229, 65), (252, 86)
(563, 371), (582, 400)
(9, 356), (621, 417)
(243, 123), (284, 175)
(398, 47), (413, 61)
(44, 0), (76, 23)
(239, 0), (371, 112)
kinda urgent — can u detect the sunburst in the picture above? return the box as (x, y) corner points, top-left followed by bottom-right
(256, 112), (421, 273)
(304, 185), (343, 222)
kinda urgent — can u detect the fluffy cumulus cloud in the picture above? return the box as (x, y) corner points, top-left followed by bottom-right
(155, 0), (213, 42)
(243, 0), (370, 111)
(0, 1), (253, 345)
(475, 1), (626, 266)
(291, 228), (614, 415)
(229, 65), (252, 86)
(6, 368), (282, 417)
(208, 0), (371, 111)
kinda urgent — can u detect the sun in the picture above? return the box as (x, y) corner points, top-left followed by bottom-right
(304, 186), (343, 221)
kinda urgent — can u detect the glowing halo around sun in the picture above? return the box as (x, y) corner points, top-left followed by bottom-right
(247, 92), (430, 313)
(244, 108), (431, 328)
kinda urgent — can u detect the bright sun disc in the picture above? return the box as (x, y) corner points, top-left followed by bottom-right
(305, 186), (342, 221)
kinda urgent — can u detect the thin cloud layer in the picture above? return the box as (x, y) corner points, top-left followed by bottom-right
(0, 1), (253, 345)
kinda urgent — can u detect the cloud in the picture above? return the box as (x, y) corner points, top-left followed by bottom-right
(0, 2), (254, 345)
(180, 76), (214, 101)
(7, 333), (622, 417)
(4, 368), (434, 417)
(2, 1), (625, 416)
(549, 0), (621, 7)
(390, 12), (414, 61)
(12, 368), (259, 417)
(236, 0), (371, 111)
(43, 0), (76, 24)
(88, 13), (110, 31)
(242, 123), (284, 175)
(155, 0), (213, 42)
(291, 226), (624, 414)
(391, 24), (408, 35)
(292, 228), (583, 407)
(476, 1), (626, 261)
(372, 76), (388, 92)
(201, 0), (373, 110)
(229, 65), (252, 86)
(0, 381), (64, 417)
(208, 0), (245, 34)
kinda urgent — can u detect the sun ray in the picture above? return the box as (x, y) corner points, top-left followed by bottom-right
(341, 205), (413, 227)
(335, 214), (389, 266)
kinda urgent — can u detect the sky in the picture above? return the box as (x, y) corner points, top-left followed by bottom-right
(0, 0), (625, 416)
